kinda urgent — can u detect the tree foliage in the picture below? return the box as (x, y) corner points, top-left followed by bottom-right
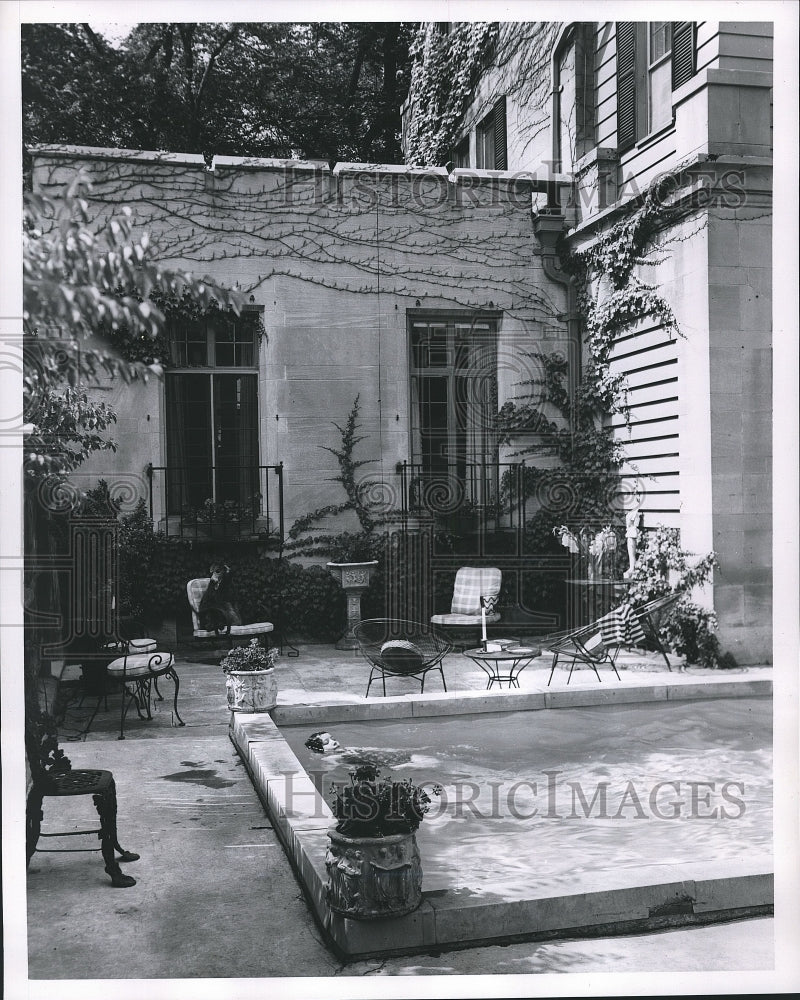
(22, 22), (412, 166)
(23, 174), (243, 478)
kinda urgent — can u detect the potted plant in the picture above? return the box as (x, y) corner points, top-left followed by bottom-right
(325, 763), (441, 920)
(221, 638), (279, 713)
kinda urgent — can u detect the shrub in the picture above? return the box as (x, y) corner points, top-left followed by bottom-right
(660, 600), (738, 669)
(220, 638), (278, 673)
(329, 763), (441, 838)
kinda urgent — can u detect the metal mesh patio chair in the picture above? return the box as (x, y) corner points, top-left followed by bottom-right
(629, 592), (683, 671)
(353, 619), (453, 697)
(543, 623), (622, 685)
(542, 596), (680, 683)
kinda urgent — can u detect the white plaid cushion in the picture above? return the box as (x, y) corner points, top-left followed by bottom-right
(450, 567), (502, 615)
(187, 578), (209, 615)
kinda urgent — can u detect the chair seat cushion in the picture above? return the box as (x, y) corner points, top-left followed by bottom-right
(192, 622), (273, 639)
(431, 613), (501, 626)
(107, 651), (174, 679)
(380, 639), (424, 673)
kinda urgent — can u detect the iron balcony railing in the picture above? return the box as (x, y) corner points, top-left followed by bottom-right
(147, 463), (284, 545)
(396, 460), (530, 532)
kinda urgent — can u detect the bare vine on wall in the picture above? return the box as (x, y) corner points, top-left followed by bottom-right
(286, 395), (380, 560)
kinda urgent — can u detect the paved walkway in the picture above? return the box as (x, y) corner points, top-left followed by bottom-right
(19, 644), (779, 995)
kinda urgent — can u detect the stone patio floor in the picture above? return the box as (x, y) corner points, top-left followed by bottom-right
(17, 642), (784, 995)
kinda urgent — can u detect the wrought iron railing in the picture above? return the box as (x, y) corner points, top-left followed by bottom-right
(147, 463), (284, 544)
(395, 460), (529, 532)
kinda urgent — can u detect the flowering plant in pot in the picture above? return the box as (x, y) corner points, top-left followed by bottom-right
(221, 639), (279, 713)
(325, 763), (441, 920)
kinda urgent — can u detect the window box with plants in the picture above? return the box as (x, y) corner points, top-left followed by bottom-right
(221, 638), (279, 713)
(325, 763), (440, 920)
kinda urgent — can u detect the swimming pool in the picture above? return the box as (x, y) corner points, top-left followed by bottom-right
(280, 697), (772, 901)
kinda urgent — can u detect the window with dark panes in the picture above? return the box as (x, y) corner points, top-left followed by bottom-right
(475, 97), (507, 170)
(452, 137), (470, 169)
(165, 307), (261, 515)
(409, 314), (499, 508)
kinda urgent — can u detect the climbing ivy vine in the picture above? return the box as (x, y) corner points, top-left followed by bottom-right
(499, 171), (688, 514)
(404, 23), (500, 167)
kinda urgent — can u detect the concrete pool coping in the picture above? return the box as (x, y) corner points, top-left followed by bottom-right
(229, 672), (773, 959)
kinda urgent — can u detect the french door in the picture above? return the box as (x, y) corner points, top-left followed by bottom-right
(165, 373), (258, 514)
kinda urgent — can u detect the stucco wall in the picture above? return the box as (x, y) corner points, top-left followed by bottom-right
(32, 150), (567, 532)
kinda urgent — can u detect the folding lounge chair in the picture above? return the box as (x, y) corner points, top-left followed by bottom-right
(628, 591), (683, 671)
(544, 623), (622, 685)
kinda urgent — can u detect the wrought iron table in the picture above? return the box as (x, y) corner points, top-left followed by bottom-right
(464, 645), (542, 689)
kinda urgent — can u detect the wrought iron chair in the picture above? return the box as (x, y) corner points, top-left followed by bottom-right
(25, 717), (139, 887)
(97, 615), (183, 739)
(353, 619), (453, 697)
(430, 567), (502, 650)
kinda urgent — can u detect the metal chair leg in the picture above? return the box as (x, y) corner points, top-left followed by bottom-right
(93, 782), (136, 887)
(26, 789), (44, 865)
(166, 666), (185, 726)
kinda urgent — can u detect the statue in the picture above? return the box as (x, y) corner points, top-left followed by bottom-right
(623, 500), (643, 579)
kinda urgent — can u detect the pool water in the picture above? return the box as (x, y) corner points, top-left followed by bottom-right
(281, 698), (772, 900)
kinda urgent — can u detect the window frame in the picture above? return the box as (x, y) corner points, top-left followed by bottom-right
(616, 21), (696, 152)
(407, 311), (500, 486)
(164, 304), (263, 513)
(475, 97), (508, 170)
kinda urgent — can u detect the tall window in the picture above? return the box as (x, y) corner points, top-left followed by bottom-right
(409, 314), (498, 507)
(648, 22), (673, 133)
(554, 23), (596, 173)
(616, 21), (696, 150)
(475, 97), (508, 170)
(165, 308), (261, 515)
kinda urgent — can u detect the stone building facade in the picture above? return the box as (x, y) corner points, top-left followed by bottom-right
(30, 20), (773, 662)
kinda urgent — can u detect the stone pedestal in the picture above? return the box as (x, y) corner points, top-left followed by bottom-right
(325, 828), (422, 920)
(326, 561), (379, 650)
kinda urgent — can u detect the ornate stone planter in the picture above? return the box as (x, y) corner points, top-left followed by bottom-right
(225, 668), (277, 713)
(326, 561), (379, 650)
(325, 828), (422, 920)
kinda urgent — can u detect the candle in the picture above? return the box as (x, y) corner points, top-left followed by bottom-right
(481, 598), (487, 643)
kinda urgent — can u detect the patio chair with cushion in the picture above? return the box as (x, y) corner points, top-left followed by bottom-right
(186, 578), (274, 646)
(105, 627), (185, 740)
(430, 567), (502, 649)
(353, 619), (453, 697)
(77, 616), (177, 739)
